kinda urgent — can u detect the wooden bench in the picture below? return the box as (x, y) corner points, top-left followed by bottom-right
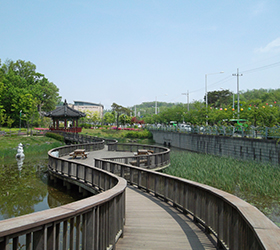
(136, 149), (154, 156)
(129, 159), (148, 166)
(69, 152), (74, 156)
(69, 149), (88, 159)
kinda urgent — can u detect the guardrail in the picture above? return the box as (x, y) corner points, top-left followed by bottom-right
(95, 159), (280, 250)
(106, 143), (170, 170)
(148, 125), (280, 140)
(0, 141), (126, 250)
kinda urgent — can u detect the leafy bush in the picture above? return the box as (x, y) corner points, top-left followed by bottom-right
(80, 123), (91, 129)
(124, 129), (153, 139)
(45, 132), (64, 142)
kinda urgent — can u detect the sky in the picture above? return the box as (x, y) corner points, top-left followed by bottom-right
(1, 0), (280, 110)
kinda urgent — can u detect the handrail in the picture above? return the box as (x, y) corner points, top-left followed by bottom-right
(95, 159), (280, 250)
(0, 142), (126, 250)
(106, 143), (170, 170)
(1, 136), (279, 249)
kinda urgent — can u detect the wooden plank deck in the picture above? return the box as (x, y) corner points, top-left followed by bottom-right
(116, 186), (216, 250)
(65, 148), (216, 249)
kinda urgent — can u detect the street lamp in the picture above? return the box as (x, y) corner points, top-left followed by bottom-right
(155, 94), (167, 115)
(205, 71), (224, 125)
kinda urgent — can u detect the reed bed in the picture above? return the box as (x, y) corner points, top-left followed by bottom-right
(164, 150), (280, 226)
(164, 151), (280, 200)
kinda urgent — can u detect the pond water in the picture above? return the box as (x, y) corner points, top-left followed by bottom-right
(0, 155), (88, 221)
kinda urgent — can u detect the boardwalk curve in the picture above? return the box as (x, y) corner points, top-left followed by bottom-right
(116, 186), (216, 250)
(64, 147), (216, 249)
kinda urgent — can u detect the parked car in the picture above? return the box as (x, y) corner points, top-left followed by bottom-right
(178, 124), (192, 132)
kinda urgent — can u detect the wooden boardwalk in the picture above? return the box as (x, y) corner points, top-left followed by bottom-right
(116, 186), (216, 250)
(65, 148), (216, 249)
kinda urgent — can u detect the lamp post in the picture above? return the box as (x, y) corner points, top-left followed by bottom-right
(19, 110), (22, 132)
(205, 71), (224, 125)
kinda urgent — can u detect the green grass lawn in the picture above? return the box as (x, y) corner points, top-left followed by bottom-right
(0, 134), (64, 160)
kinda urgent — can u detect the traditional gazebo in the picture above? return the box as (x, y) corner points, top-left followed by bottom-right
(45, 100), (86, 133)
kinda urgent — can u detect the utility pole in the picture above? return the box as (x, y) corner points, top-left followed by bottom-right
(182, 91), (190, 112)
(187, 90), (189, 111)
(232, 68), (242, 119)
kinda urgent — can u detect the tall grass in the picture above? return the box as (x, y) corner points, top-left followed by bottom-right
(164, 151), (280, 200)
(164, 150), (280, 227)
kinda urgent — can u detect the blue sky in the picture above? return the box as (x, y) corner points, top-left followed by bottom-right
(1, 0), (280, 109)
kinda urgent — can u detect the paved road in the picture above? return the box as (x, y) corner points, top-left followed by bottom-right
(64, 147), (216, 249)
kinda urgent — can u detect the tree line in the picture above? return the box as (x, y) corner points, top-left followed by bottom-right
(0, 59), (60, 129)
(0, 58), (279, 129)
(104, 88), (280, 127)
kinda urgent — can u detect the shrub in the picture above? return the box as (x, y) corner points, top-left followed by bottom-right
(45, 132), (64, 142)
(124, 129), (153, 139)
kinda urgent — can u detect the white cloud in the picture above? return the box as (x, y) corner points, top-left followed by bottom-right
(256, 37), (280, 53)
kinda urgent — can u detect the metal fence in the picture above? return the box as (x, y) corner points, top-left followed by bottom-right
(147, 125), (280, 140)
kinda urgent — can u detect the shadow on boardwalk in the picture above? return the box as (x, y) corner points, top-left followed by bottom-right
(116, 186), (216, 250)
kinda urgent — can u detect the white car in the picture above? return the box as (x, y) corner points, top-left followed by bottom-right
(179, 124), (192, 132)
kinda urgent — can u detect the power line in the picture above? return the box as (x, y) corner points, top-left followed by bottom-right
(241, 61), (280, 74)
(184, 60), (280, 101)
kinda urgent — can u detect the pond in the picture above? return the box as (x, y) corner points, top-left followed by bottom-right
(0, 155), (88, 221)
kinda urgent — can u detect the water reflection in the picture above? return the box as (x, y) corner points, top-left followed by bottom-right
(16, 157), (24, 174)
(0, 156), (88, 221)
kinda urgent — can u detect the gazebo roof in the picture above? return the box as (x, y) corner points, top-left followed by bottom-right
(45, 100), (86, 118)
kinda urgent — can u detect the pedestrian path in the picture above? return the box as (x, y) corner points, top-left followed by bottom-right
(65, 147), (216, 249)
(116, 187), (216, 250)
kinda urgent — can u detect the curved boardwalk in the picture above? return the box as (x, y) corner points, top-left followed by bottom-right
(116, 186), (216, 250)
(64, 147), (216, 249)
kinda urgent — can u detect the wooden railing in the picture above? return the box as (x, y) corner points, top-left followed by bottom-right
(106, 143), (170, 170)
(0, 141), (126, 250)
(1, 137), (279, 249)
(95, 158), (280, 250)
(50, 127), (83, 133)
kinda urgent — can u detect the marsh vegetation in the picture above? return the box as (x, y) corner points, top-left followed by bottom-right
(163, 150), (280, 227)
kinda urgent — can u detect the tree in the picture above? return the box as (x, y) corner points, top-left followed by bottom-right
(11, 93), (37, 132)
(81, 110), (100, 125)
(205, 89), (233, 107)
(29, 77), (60, 112)
(111, 103), (131, 128)
(0, 59), (60, 127)
(103, 112), (115, 125)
